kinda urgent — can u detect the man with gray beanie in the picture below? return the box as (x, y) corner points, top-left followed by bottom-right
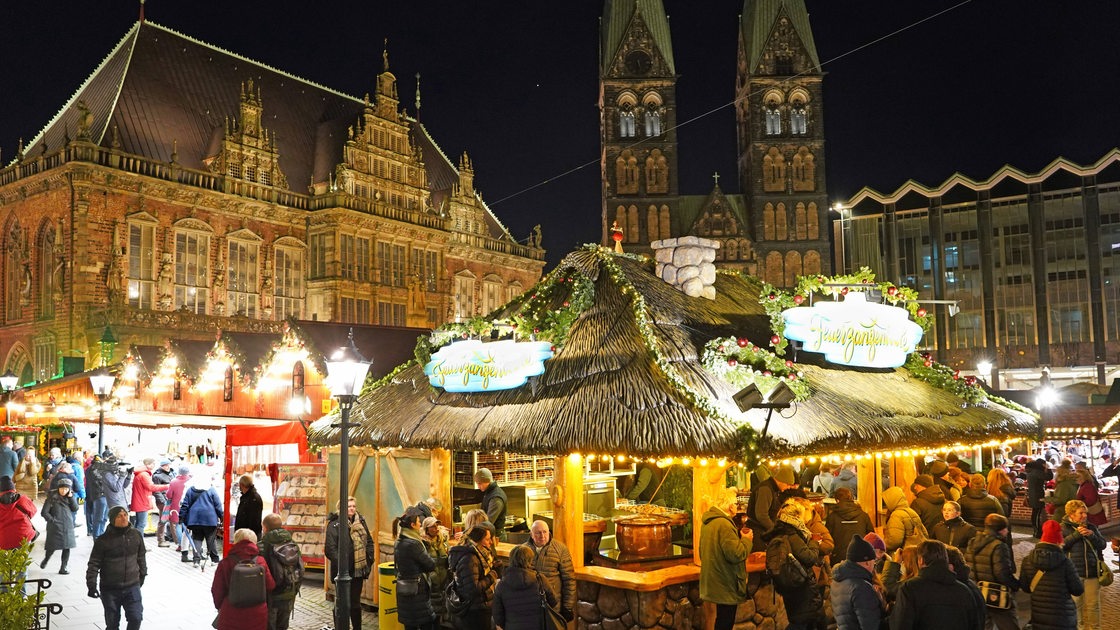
(474, 468), (508, 542)
(87, 505), (147, 630)
(831, 535), (886, 630)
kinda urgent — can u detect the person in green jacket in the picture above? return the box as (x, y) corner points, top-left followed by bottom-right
(700, 488), (753, 630)
(260, 513), (298, 630)
(1047, 463), (1079, 522)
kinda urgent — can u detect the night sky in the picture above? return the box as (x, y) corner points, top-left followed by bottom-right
(3, 1), (1118, 268)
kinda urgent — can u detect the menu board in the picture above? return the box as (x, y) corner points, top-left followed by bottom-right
(274, 463), (328, 569)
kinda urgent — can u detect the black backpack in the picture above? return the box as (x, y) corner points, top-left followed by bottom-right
(227, 558), (267, 607)
(765, 535), (810, 593)
(267, 541), (305, 594)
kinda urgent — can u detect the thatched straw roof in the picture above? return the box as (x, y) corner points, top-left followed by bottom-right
(308, 247), (1037, 459)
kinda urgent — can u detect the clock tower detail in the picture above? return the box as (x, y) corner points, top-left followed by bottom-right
(599, 0), (678, 252)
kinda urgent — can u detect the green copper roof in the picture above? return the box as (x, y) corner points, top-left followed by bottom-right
(601, 0), (675, 74)
(740, 0), (821, 74)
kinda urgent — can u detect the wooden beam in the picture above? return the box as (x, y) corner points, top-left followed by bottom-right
(692, 463), (729, 565)
(430, 448), (453, 527)
(856, 460), (882, 529)
(554, 454), (585, 570)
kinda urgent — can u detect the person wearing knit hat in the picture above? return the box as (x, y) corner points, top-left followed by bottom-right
(910, 473), (947, 533)
(0, 474), (39, 551)
(831, 535), (885, 630)
(926, 460), (961, 501)
(474, 467), (508, 542)
(87, 504), (147, 630)
(41, 475), (79, 573)
(773, 464), (797, 487)
(745, 463), (798, 540)
(1019, 519), (1083, 630)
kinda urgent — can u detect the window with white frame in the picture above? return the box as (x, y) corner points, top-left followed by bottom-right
(482, 275), (503, 314)
(377, 241), (407, 287)
(227, 239), (258, 318)
(174, 230), (209, 313)
(309, 232), (330, 279)
(128, 221), (156, 309)
(274, 245), (304, 320)
(453, 272), (475, 321)
(33, 333), (56, 382)
(506, 281), (523, 303)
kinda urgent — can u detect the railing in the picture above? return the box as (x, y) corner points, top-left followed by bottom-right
(0, 578), (64, 629)
(88, 304), (286, 336)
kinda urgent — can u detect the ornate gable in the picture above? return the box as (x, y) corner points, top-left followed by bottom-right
(204, 79), (289, 189)
(756, 9), (817, 76)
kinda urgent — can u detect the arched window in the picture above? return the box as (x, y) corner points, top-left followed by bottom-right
(173, 220), (213, 314)
(292, 361), (305, 397)
(775, 204), (788, 241)
(790, 101), (807, 135)
(765, 252), (784, 287)
(726, 239), (739, 261)
(615, 206), (627, 238)
(804, 250), (822, 276)
(223, 365), (235, 402)
(659, 206), (671, 240)
(645, 149), (669, 194)
(763, 147), (786, 192)
(807, 203), (820, 240)
(615, 150), (639, 194)
(764, 100), (782, 135)
(619, 103), (636, 138)
(644, 105), (661, 136)
(453, 271), (476, 322)
(647, 206), (659, 243)
(763, 204), (776, 240)
(792, 147), (815, 192)
(627, 206), (639, 243)
(482, 274), (503, 314)
(795, 203), (807, 241)
(6, 220), (25, 321)
(784, 251), (802, 288)
(39, 223), (56, 318)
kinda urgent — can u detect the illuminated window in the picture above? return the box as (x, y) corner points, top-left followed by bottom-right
(483, 275), (503, 314)
(128, 221), (156, 309)
(454, 271), (475, 322)
(619, 104), (636, 138)
(274, 245), (304, 320)
(644, 106), (661, 137)
(791, 101), (807, 135)
(227, 239), (258, 318)
(33, 333), (56, 382)
(174, 230), (210, 314)
(765, 102), (782, 135)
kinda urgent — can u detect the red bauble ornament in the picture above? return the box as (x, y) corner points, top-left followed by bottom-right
(762, 370), (772, 377)
(785, 360), (794, 368)
(965, 376), (977, 386)
(841, 287), (849, 295)
(793, 295), (804, 305)
(953, 370), (960, 380)
(788, 373), (798, 380)
(770, 335), (781, 345)
(533, 327), (541, 333)
(924, 360), (933, 367)
(920, 352), (931, 360)
(737, 338), (749, 348)
(887, 286), (898, 296)
(917, 308), (927, 318)
(562, 301), (570, 307)
(727, 359), (738, 367)
(768, 293), (777, 301)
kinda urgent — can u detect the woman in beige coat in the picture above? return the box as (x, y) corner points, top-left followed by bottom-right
(14, 447), (42, 501)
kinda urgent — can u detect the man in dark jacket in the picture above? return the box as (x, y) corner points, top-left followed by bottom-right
(85, 456), (108, 537)
(964, 514), (1020, 630)
(95, 457), (133, 511)
(927, 460), (961, 501)
(832, 463), (859, 499)
(958, 474), (1005, 527)
(260, 513), (298, 630)
(150, 459), (174, 546)
(909, 474), (947, 533)
(944, 545), (986, 630)
(699, 490), (753, 630)
(890, 540), (981, 630)
(831, 535), (884, 630)
(474, 467), (508, 541)
(526, 519), (577, 622)
(87, 505), (147, 630)
(746, 464), (797, 539)
(824, 487), (874, 565)
(946, 452), (973, 475)
(233, 474), (263, 539)
(931, 501), (977, 549)
(1025, 459), (1053, 538)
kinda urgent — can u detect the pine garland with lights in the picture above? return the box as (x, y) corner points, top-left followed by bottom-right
(701, 336), (810, 400)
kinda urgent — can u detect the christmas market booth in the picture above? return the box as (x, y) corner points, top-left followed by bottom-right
(307, 243), (1038, 628)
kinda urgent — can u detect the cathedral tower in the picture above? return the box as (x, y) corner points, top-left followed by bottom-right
(600, 0), (678, 252)
(737, 0), (831, 285)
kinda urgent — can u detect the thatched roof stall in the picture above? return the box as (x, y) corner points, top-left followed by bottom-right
(309, 246), (1037, 460)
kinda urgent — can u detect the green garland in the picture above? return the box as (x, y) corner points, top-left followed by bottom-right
(701, 336), (810, 400)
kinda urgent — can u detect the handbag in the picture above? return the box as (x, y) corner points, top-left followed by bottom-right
(977, 580), (1012, 609)
(1099, 559), (1114, 587)
(396, 576), (421, 597)
(537, 575), (566, 630)
(444, 577), (470, 616)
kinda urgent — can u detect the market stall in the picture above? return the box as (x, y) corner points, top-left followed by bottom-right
(308, 244), (1038, 628)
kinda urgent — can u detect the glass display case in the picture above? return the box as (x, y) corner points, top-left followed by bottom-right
(273, 462), (327, 569)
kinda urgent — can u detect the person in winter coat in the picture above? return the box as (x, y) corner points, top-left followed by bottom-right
(1073, 468), (1107, 528)
(180, 473), (224, 565)
(394, 508), (438, 630)
(40, 477), (79, 574)
(525, 519), (577, 623)
(890, 540), (981, 630)
(151, 459), (174, 546)
(94, 456), (133, 510)
(474, 468), (508, 542)
(165, 465), (191, 554)
(909, 474), (947, 534)
(0, 436), (18, 479)
(803, 499), (835, 566)
(745, 463), (797, 539)
(831, 535), (887, 630)
(882, 486), (928, 553)
(964, 514), (1020, 630)
(130, 458), (169, 531)
(65, 452), (86, 501)
(958, 474), (1004, 527)
(493, 545), (558, 630)
(260, 513), (298, 630)
(421, 516), (451, 624)
(84, 455), (106, 537)
(447, 526), (498, 630)
(825, 487), (874, 565)
(1047, 464), (1079, 523)
(763, 502), (823, 630)
(14, 448), (42, 502)
(812, 465), (836, 496)
(1020, 520), (1083, 630)
(325, 496), (376, 630)
(86, 506), (147, 630)
(49, 460), (79, 497)
(211, 528), (275, 630)
(234, 474), (264, 539)
(1060, 500), (1106, 630)
(1026, 458), (1054, 537)
(833, 463), (859, 499)
(927, 460), (961, 501)
(944, 545), (986, 630)
(882, 545), (921, 603)
(0, 475), (38, 551)
(987, 468), (1017, 520)
(931, 501), (977, 549)
(699, 489), (753, 630)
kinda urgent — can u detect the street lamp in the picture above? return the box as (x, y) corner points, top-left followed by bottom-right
(1, 369), (18, 425)
(976, 359), (998, 391)
(324, 329), (371, 626)
(89, 368), (116, 456)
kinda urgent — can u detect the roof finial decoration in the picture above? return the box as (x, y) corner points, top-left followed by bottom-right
(415, 72), (421, 121)
(383, 38), (390, 72)
(139, 0), (146, 23)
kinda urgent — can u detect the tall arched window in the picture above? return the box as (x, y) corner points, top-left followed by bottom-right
(292, 361), (305, 397)
(39, 222), (56, 318)
(804, 250), (822, 276)
(646, 206), (659, 243)
(659, 206), (671, 240)
(790, 101), (807, 135)
(6, 220), (24, 321)
(807, 203), (820, 239)
(645, 149), (669, 194)
(784, 251), (802, 288)
(795, 203), (808, 241)
(619, 103), (636, 138)
(765, 252), (784, 287)
(627, 206), (640, 243)
(765, 101), (782, 135)
(615, 150), (639, 194)
(763, 204), (776, 240)
(644, 105), (661, 136)
(763, 147), (786, 192)
(775, 204), (788, 241)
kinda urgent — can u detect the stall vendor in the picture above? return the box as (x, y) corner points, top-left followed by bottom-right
(624, 461), (663, 503)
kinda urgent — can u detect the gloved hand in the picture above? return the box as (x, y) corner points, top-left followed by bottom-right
(562, 608), (575, 622)
(88, 588), (99, 598)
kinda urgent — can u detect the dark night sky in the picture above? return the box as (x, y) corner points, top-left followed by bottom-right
(3, 1), (1119, 268)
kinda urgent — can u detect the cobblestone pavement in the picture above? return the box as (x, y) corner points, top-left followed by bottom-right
(1008, 524), (1118, 628)
(23, 512), (378, 630)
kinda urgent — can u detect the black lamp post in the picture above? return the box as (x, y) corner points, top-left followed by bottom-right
(89, 369), (116, 456)
(1, 370), (18, 425)
(325, 330), (371, 625)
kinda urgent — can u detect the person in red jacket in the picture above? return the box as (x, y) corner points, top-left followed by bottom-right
(211, 528), (275, 630)
(130, 458), (170, 532)
(1075, 468), (1108, 527)
(0, 475), (38, 551)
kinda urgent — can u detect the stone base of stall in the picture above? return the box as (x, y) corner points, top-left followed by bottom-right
(575, 572), (789, 630)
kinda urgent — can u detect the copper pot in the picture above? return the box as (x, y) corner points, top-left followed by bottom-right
(614, 515), (672, 556)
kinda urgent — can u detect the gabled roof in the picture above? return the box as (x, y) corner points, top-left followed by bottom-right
(681, 186), (752, 240)
(601, 0), (675, 74)
(740, 0), (821, 74)
(308, 247), (1037, 458)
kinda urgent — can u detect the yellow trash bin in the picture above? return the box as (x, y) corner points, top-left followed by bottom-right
(378, 562), (403, 630)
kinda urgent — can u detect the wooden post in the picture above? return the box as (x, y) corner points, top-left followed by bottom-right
(555, 454), (585, 570)
(857, 459), (882, 528)
(891, 456), (918, 502)
(430, 448), (453, 527)
(692, 462), (729, 565)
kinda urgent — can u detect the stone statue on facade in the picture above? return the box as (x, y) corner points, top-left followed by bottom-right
(157, 252), (174, 310)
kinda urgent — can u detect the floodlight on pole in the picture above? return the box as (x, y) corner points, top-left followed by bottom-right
(733, 380), (795, 448)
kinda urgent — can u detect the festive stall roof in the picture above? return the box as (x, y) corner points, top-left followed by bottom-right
(308, 247), (1037, 460)
(1039, 404), (1120, 439)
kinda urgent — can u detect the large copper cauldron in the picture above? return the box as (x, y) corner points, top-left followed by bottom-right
(613, 515), (672, 556)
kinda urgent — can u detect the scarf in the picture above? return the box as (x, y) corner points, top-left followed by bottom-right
(349, 516), (369, 574)
(778, 510), (813, 541)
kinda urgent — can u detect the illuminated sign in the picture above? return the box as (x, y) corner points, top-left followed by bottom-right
(424, 339), (554, 392)
(781, 292), (923, 368)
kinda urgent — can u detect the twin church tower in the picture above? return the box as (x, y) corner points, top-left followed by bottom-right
(600, 0), (831, 284)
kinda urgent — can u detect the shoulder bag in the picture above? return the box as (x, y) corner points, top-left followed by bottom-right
(977, 541), (1012, 609)
(537, 574), (566, 630)
(1099, 558), (1114, 587)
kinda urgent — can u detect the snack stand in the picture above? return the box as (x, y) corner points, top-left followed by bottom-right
(308, 245), (1039, 629)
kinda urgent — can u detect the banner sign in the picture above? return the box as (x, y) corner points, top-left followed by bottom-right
(424, 339), (554, 392)
(781, 292), (924, 368)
